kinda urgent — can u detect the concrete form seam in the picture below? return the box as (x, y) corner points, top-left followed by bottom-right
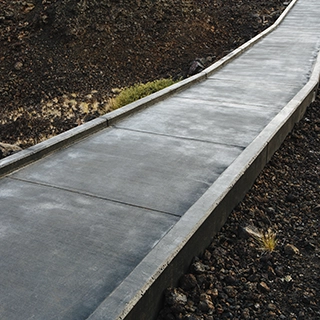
(112, 126), (246, 149)
(8, 176), (180, 218)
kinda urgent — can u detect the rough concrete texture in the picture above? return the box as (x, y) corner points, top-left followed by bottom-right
(0, 0), (320, 319)
(0, 177), (179, 319)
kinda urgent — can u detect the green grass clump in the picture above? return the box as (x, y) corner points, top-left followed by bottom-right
(109, 78), (177, 110)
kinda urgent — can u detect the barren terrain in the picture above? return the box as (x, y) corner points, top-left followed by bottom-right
(1, 0), (289, 152)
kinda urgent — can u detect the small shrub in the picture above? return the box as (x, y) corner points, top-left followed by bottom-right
(108, 78), (178, 110)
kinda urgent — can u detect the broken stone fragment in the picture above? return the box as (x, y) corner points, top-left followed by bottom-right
(179, 274), (197, 290)
(187, 59), (205, 76)
(258, 281), (270, 293)
(165, 288), (187, 306)
(14, 61), (23, 71)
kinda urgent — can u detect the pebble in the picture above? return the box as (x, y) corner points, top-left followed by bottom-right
(165, 288), (187, 305)
(216, 304), (224, 314)
(14, 61), (23, 70)
(242, 308), (250, 319)
(180, 274), (197, 290)
(187, 59), (204, 76)
(313, 204), (320, 212)
(224, 274), (237, 284)
(198, 300), (213, 312)
(258, 281), (270, 293)
(192, 261), (209, 273)
(267, 303), (277, 311)
(223, 286), (237, 298)
(284, 244), (300, 255)
(208, 288), (218, 299)
(285, 194), (298, 203)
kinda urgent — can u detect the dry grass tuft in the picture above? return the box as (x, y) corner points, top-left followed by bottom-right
(257, 228), (278, 252)
(244, 225), (277, 252)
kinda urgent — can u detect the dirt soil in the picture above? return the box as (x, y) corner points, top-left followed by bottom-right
(158, 90), (320, 320)
(1, 0), (289, 153)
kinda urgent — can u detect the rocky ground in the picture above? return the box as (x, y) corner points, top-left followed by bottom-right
(1, 0), (289, 155)
(157, 91), (320, 319)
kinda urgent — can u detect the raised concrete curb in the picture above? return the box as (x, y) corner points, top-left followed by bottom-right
(0, 0), (297, 178)
(87, 42), (320, 320)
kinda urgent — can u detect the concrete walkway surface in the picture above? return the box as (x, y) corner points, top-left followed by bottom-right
(1, 0), (320, 319)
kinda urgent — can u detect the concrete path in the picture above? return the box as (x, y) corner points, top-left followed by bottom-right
(1, 0), (320, 319)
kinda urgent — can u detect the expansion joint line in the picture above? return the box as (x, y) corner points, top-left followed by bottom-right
(8, 176), (181, 218)
(112, 125), (245, 149)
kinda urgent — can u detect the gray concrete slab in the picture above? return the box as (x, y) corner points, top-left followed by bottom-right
(209, 42), (315, 85)
(178, 78), (300, 108)
(0, 177), (178, 320)
(0, 0), (320, 319)
(10, 128), (243, 216)
(116, 97), (279, 147)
